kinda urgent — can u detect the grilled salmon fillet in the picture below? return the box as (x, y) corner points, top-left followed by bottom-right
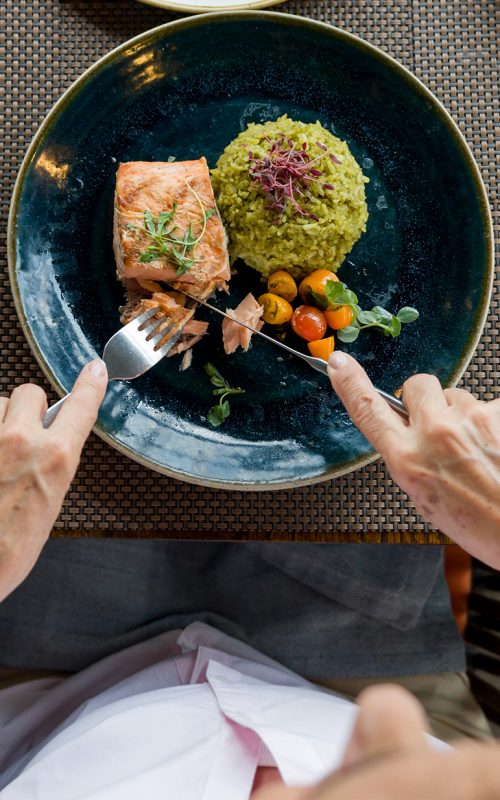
(114, 159), (230, 300)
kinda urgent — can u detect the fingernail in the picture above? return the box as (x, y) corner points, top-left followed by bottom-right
(87, 359), (107, 377)
(328, 352), (349, 369)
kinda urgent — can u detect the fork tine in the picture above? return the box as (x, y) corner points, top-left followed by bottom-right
(126, 306), (162, 332)
(157, 329), (182, 357)
(150, 324), (178, 349)
(145, 318), (175, 342)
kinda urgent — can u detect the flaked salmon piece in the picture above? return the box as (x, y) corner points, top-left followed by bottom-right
(181, 319), (209, 336)
(122, 291), (196, 348)
(222, 293), (264, 355)
(114, 159), (230, 300)
(137, 279), (164, 294)
(180, 349), (193, 371)
(167, 320), (209, 364)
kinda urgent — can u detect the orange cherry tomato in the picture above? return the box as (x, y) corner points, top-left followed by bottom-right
(325, 305), (354, 330)
(291, 305), (327, 342)
(307, 336), (335, 361)
(267, 271), (298, 303)
(258, 293), (293, 325)
(299, 269), (339, 305)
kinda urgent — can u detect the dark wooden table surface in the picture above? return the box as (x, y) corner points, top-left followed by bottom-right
(51, 529), (454, 543)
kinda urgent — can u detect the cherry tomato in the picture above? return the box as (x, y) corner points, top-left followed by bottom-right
(291, 305), (327, 342)
(307, 336), (335, 361)
(325, 305), (353, 330)
(267, 271), (298, 303)
(258, 293), (293, 325)
(299, 269), (339, 305)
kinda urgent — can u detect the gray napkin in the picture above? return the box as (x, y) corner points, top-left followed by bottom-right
(246, 543), (443, 631)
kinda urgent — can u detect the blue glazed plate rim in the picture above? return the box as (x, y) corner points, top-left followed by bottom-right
(7, 11), (494, 490)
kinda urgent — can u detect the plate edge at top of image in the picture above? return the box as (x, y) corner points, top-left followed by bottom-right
(136, 0), (284, 14)
(7, 11), (495, 490)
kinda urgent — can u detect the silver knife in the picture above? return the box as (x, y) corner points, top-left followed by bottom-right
(167, 284), (409, 420)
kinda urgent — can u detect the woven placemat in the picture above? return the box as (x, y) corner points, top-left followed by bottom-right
(0, 0), (498, 536)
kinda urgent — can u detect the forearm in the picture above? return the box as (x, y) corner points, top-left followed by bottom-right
(0, 364), (107, 604)
(0, 481), (55, 602)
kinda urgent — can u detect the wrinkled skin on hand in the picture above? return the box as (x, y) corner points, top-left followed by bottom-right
(0, 361), (107, 602)
(326, 352), (500, 568)
(252, 685), (500, 800)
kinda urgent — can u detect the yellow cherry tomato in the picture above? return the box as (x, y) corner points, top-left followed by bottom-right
(307, 336), (335, 361)
(258, 293), (293, 325)
(299, 269), (339, 305)
(267, 271), (298, 303)
(325, 305), (354, 330)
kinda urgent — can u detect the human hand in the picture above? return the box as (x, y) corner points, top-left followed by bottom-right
(253, 684), (500, 799)
(326, 352), (500, 568)
(0, 360), (107, 602)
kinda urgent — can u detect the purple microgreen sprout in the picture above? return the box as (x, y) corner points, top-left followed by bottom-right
(248, 134), (342, 222)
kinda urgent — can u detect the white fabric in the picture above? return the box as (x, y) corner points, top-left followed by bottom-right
(0, 622), (449, 799)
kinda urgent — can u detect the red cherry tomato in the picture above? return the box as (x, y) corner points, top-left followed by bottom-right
(291, 305), (328, 342)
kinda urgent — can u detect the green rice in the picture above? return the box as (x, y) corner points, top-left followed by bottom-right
(211, 116), (369, 280)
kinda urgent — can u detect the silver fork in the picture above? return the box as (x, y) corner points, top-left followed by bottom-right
(42, 307), (182, 428)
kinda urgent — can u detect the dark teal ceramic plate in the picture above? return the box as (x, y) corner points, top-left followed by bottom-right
(8, 12), (493, 489)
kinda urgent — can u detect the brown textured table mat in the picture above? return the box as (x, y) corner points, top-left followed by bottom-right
(0, 0), (498, 541)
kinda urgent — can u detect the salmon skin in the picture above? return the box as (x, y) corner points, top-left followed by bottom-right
(114, 159), (230, 300)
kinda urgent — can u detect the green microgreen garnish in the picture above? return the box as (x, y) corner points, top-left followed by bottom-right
(124, 181), (216, 278)
(324, 280), (419, 342)
(205, 363), (245, 428)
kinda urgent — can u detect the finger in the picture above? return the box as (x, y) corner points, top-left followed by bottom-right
(3, 383), (48, 426)
(51, 359), (108, 449)
(327, 352), (406, 454)
(0, 397), (9, 423)
(341, 684), (430, 770)
(252, 783), (310, 800)
(444, 387), (478, 408)
(402, 374), (447, 421)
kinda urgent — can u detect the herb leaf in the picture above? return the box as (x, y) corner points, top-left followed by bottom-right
(390, 316), (402, 336)
(337, 325), (360, 342)
(135, 187), (214, 278)
(207, 407), (225, 427)
(324, 281), (419, 342)
(205, 363), (244, 428)
(304, 287), (331, 310)
(397, 307), (420, 323)
(356, 310), (379, 325)
(372, 306), (394, 324)
(144, 210), (156, 236)
(324, 281), (359, 308)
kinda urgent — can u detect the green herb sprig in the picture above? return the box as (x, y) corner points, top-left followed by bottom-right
(324, 280), (419, 342)
(125, 181), (216, 278)
(205, 363), (245, 427)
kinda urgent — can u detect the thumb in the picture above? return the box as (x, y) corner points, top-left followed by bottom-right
(341, 684), (430, 770)
(327, 352), (404, 453)
(51, 359), (108, 447)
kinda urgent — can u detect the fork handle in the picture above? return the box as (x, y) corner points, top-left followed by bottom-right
(42, 393), (71, 429)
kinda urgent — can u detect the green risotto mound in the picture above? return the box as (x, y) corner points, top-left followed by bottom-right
(211, 116), (369, 280)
